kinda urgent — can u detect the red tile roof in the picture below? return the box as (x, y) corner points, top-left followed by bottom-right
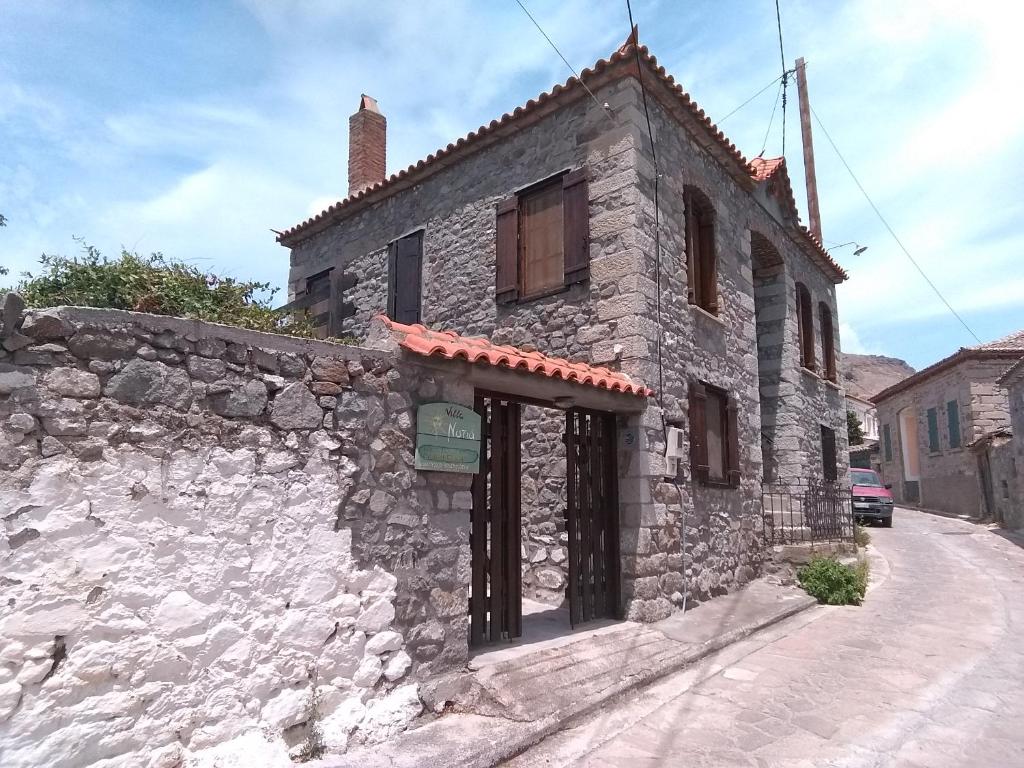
(379, 316), (653, 398)
(750, 156), (785, 181)
(278, 33), (847, 283)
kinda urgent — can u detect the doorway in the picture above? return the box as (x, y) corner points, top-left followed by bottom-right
(469, 394), (621, 648)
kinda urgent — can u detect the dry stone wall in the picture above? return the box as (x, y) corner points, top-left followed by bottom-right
(0, 303), (473, 767)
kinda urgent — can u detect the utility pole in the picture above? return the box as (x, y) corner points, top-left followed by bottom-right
(795, 57), (822, 243)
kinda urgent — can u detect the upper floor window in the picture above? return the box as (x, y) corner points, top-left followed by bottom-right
(387, 230), (423, 325)
(819, 302), (836, 381)
(495, 169), (589, 303)
(795, 282), (816, 370)
(689, 380), (740, 487)
(947, 400), (961, 448)
(926, 407), (941, 453)
(684, 187), (718, 314)
(883, 423), (893, 461)
(305, 268), (333, 338)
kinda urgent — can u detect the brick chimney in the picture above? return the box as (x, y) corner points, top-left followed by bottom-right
(348, 94), (386, 197)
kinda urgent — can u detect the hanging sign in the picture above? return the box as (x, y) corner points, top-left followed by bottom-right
(414, 402), (482, 473)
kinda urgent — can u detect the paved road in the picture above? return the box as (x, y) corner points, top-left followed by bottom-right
(507, 508), (1024, 768)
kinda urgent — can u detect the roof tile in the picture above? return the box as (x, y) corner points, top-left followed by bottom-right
(380, 316), (653, 398)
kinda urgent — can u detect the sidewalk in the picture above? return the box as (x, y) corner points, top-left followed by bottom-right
(315, 580), (817, 768)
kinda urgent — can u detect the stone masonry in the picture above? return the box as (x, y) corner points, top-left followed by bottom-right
(281, 45), (848, 622)
(0, 304), (475, 767)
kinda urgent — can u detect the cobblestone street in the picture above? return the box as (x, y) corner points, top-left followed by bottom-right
(507, 508), (1024, 768)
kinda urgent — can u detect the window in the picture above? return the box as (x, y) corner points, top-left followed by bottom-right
(684, 187), (718, 313)
(883, 423), (893, 461)
(305, 268), (333, 338)
(821, 425), (838, 482)
(688, 381), (740, 486)
(947, 400), (961, 448)
(927, 407), (940, 453)
(819, 302), (836, 382)
(795, 283), (815, 370)
(495, 169), (589, 303)
(387, 231), (423, 324)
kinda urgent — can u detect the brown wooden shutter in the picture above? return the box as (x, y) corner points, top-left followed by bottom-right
(394, 233), (422, 324)
(688, 381), (709, 484)
(562, 168), (590, 286)
(726, 397), (740, 487)
(386, 241), (397, 318)
(821, 426), (838, 482)
(495, 196), (519, 303)
(685, 192), (697, 304)
(699, 218), (718, 313)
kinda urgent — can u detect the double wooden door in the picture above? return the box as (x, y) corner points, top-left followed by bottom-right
(469, 397), (620, 647)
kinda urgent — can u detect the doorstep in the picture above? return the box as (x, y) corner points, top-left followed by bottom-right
(314, 579), (817, 768)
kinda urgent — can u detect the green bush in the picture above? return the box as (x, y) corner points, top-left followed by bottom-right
(797, 557), (868, 606)
(854, 524), (871, 548)
(9, 241), (317, 338)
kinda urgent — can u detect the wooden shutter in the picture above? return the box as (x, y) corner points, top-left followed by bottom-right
(685, 192), (697, 304)
(688, 381), (709, 484)
(726, 397), (740, 487)
(562, 168), (590, 286)
(495, 196), (519, 304)
(386, 241), (397, 318)
(821, 426), (837, 482)
(395, 233), (422, 324)
(699, 218), (717, 313)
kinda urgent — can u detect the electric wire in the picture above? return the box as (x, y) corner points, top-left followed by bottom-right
(810, 105), (982, 344)
(758, 80), (783, 157)
(716, 71), (787, 126)
(774, 0), (788, 155)
(513, 0), (613, 120)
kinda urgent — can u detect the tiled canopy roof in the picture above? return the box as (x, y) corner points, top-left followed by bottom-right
(380, 316), (653, 398)
(276, 33), (848, 282)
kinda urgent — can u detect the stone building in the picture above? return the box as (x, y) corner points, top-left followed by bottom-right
(873, 329), (1024, 517)
(278, 35), (849, 634)
(847, 393), (880, 470)
(994, 357), (1024, 529)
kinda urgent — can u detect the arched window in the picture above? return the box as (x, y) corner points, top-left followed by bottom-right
(795, 282), (815, 370)
(819, 302), (836, 381)
(684, 186), (717, 314)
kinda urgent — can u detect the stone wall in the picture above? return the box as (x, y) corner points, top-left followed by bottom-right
(876, 358), (1013, 515)
(1001, 374), (1024, 529)
(0, 305), (473, 767)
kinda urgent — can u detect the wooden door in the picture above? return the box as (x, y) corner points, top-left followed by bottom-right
(469, 396), (522, 647)
(564, 409), (620, 627)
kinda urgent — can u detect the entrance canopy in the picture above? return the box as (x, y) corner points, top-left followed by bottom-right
(372, 316), (652, 413)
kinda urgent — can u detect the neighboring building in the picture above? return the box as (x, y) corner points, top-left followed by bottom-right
(847, 393), (879, 442)
(277, 34), (849, 637)
(873, 330), (1024, 516)
(994, 357), (1024, 528)
(846, 393), (879, 471)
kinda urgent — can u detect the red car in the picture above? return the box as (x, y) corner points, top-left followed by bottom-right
(850, 468), (895, 527)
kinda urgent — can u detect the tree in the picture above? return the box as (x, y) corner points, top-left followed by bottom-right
(847, 410), (865, 446)
(10, 240), (316, 337)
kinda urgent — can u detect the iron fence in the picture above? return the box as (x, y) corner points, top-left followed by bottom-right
(761, 479), (854, 545)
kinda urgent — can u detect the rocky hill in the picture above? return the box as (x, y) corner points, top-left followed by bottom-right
(840, 352), (915, 401)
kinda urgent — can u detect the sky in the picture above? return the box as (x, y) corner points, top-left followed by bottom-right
(1, 0), (1021, 370)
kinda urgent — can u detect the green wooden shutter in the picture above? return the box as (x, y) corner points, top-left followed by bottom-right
(947, 400), (961, 448)
(883, 424), (892, 461)
(927, 408), (939, 453)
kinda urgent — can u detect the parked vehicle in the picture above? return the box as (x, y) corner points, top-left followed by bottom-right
(849, 468), (895, 527)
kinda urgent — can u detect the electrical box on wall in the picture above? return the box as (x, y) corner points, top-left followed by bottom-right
(663, 426), (685, 477)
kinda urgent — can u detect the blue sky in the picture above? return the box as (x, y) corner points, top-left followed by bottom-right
(1, 0), (1021, 370)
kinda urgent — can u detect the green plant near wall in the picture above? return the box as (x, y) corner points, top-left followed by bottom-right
(7, 240), (319, 338)
(797, 556), (868, 606)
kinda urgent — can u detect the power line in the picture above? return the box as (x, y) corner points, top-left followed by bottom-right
(717, 71), (786, 125)
(810, 105), (982, 344)
(758, 81), (783, 157)
(512, 0), (613, 120)
(774, 0), (789, 155)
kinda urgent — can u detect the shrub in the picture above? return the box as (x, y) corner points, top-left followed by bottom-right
(797, 556), (868, 606)
(854, 524), (871, 548)
(10, 240), (318, 338)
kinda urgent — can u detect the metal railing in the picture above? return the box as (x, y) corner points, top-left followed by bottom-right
(761, 479), (854, 545)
